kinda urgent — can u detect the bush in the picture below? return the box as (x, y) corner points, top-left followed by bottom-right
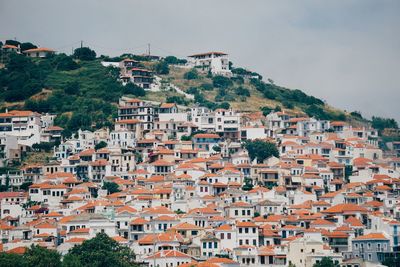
(212, 75), (233, 88)
(235, 86), (250, 97)
(64, 81), (80, 95)
(123, 83), (146, 97)
(218, 102), (230, 110)
(166, 96), (187, 105)
(154, 61), (169, 74)
(52, 54), (79, 71)
(305, 104), (329, 120)
(186, 87), (198, 95)
(200, 83), (213, 91)
(350, 111), (363, 119)
(260, 106), (273, 116)
(164, 56), (187, 65)
(282, 101), (294, 109)
(183, 69), (199, 80)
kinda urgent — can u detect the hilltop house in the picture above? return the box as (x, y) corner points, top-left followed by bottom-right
(188, 52), (231, 76)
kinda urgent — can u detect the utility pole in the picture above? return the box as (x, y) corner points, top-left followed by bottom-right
(148, 43), (150, 56)
(81, 40), (83, 49)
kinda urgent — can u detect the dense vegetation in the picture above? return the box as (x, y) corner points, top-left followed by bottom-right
(0, 46), (147, 137)
(0, 233), (138, 267)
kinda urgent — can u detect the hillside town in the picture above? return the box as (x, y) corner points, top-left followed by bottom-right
(1, 39), (400, 267)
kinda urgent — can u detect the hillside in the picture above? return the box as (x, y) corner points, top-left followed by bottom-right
(0, 46), (397, 138)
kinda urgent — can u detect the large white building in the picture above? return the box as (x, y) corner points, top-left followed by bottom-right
(191, 107), (241, 140)
(188, 52), (231, 76)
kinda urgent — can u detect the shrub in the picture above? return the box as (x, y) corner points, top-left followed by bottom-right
(154, 61), (169, 74)
(64, 81), (80, 95)
(123, 83), (146, 97)
(187, 87), (198, 95)
(212, 75), (233, 88)
(183, 69), (199, 80)
(235, 86), (250, 97)
(52, 54), (79, 71)
(166, 96), (187, 105)
(200, 83), (213, 91)
(164, 56), (187, 65)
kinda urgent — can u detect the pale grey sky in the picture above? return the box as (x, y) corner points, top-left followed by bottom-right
(1, 0), (399, 121)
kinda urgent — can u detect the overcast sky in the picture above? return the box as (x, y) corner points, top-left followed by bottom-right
(1, 0), (399, 121)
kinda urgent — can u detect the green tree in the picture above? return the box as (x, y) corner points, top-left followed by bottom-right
(65, 232), (137, 267)
(20, 42), (37, 52)
(372, 116), (398, 131)
(242, 177), (254, 191)
(154, 61), (169, 75)
(166, 96), (187, 105)
(382, 256), (400, 267)
(94, 141), (107, 150)
(73, 47), (96, 61)
(244, 140), (279, 163)
(235, 86), (250, 97)
(212, 75), (233, 88)
(24, 245), (61, 267)
(164, 56), (187, 65)
(102, 182), (121, 194)
(5, 40), (21, 46)
(64, 81), (80, 95)
(180, 135), (191, 141)
(200, 83), (213, 91)
(20, 181), (33, 191)
(212, 145), (221, 152)
(53, 54), (80, 71)
(183, 69), (198, 80)
(0, 252), (27, 267)
(123, 83), (145, 97)
(260, 106), (273, 116)
(312, 257), (338, 267)
(218, 102), (230, 110)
